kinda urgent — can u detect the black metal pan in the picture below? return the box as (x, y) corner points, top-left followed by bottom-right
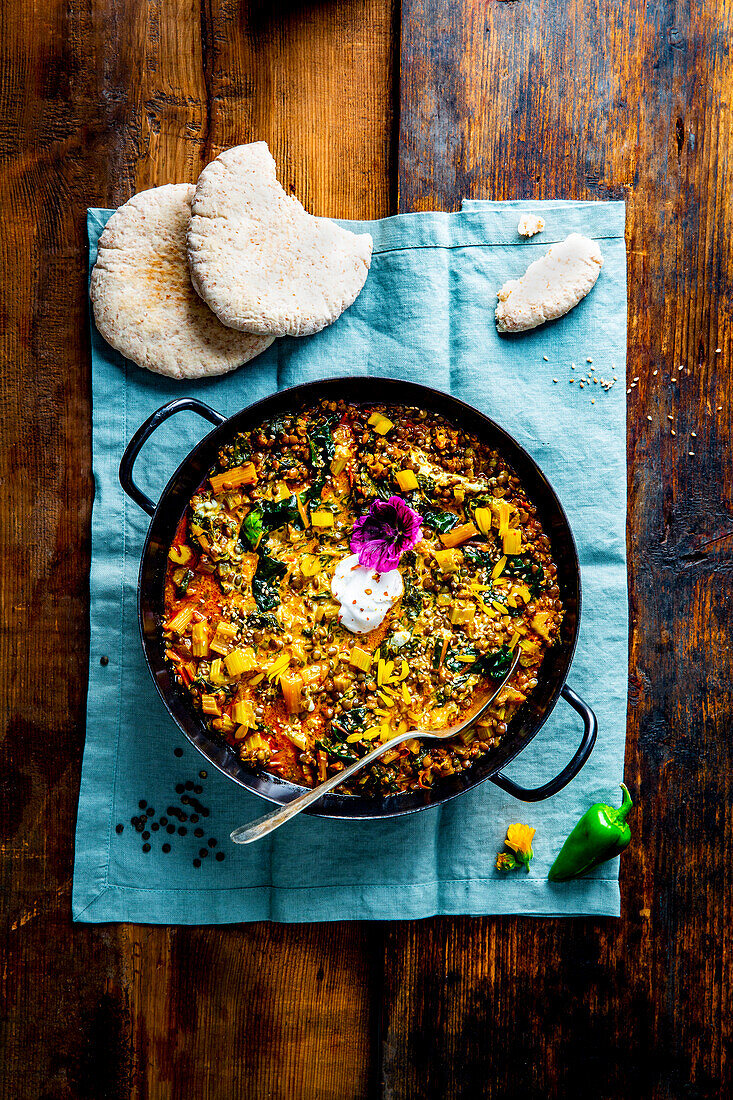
(120, 377), (597, 817)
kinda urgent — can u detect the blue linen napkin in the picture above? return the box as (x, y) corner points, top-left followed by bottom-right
(73, 200), (627, 923)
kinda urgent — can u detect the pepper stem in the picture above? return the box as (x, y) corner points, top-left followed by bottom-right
(616, 783), (633, 823)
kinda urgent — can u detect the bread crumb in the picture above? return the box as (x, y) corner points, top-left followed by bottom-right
(517, 213), (545, 237)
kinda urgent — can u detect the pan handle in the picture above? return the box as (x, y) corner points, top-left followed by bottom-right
(119, 398), (226, 516)
(489, 685), (597, 802)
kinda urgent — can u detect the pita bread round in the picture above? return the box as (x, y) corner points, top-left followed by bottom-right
(90, 184), (273, 379)
(187, 143), (373, 338)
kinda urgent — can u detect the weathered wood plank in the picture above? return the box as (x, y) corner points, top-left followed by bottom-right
(392, 0), (733, 1096)
(123, 922), (381, 1100)
(1, 2), (394, 1097)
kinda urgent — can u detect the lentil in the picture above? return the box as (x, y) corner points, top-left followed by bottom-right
(163, 400), (563, 796)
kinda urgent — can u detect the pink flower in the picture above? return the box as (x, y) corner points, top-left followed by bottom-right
(350, 496), (423, 572)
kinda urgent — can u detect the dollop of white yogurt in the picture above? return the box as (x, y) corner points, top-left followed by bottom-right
(331, 554), (403, 634)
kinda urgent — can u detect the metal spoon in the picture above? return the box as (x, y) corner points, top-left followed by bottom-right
(230, 646), (521, 845)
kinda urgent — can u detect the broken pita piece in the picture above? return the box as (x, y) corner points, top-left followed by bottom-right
(495, 234), (603, 333)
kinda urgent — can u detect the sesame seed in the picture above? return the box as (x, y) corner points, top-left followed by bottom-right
(627, 388), (631, 394)
(691, 432), (697, 437)
(571, 363), (576, 370)
(671, 430), (676, 436)
(634, 377), (640, 382)
(717, 406), (723, 411)
(689, 451), (695, 456)
(587, 357), (593, 363)
(647, 415), (653, 421)
(716, 348), (722, 353)
(553, 378), (558, 383)
(653, 369), (658, 375)
(591, 398), (595, 404)
(671, 377), (677, 382)
(613, 376), (617, 381)
(569, 379), (574, 383)
(667, 414), (674, 420)
(543, 355), (549, 361)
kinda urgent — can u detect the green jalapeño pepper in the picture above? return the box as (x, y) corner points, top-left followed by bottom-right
(548, 784), (633, 882)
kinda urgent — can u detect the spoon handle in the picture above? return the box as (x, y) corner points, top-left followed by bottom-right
(229, 730), (416, 844)
(229, 648), (520, 845)
(228, 646), (519, 844)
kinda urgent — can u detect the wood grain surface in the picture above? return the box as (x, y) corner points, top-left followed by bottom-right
(2, 0), (731, 1096)
(395, 1), (733, 1097)
(1, 2), (392, 1098)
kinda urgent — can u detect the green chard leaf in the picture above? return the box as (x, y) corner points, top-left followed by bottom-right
(352, 467), (391, 505)
(308, 414), (338, 471)
(443, 647), (480, 674)
(240, 496), (303, 550)
(175, 569), (194, 597)
(239, 509), (264, 550)
(506, 554), (545, 594)
(463, 545), (495, 569)
(314, 738), (358, 763)
(402, 576), (423, 622)
(329, 705), (369, 743)
(251, 553), (287, 611)
(245, 611), (282, 633)
(443, 645), (514, 685)
(475, 645), (514, 680)
(300, 413), (339, 505)
(260, 496), (303, 530)
(419, 503), (460, 533)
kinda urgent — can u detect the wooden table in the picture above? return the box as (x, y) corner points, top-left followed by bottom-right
(3, 1), (731, 1096)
